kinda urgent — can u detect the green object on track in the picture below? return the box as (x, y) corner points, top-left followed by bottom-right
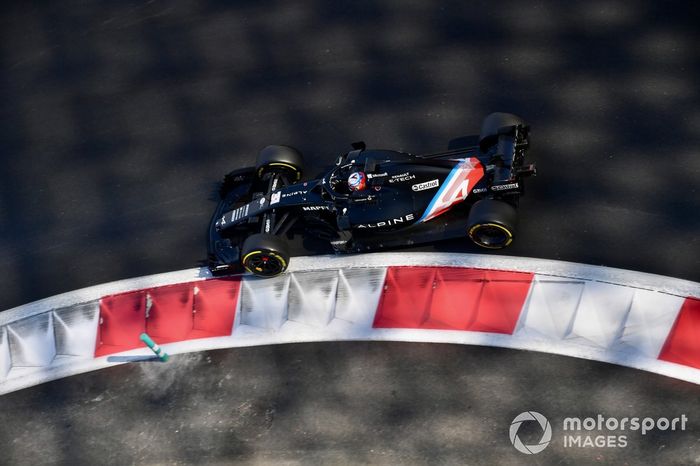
(140, 333), (169, 362)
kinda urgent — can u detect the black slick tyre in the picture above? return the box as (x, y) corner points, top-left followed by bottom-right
(240, 233), (290, 277)
(256, 145), (304, 182)
(467, 199), (517, 249)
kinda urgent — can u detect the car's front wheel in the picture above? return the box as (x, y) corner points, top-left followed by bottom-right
(240, 233), (290, 277)
(256, 145), (304, 182)
(467, 199), (517, 249)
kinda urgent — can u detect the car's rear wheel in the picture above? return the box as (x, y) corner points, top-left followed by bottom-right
(479, 112), (525, 152)
(256, 145), (304, 182)
(467, 199), (517, 249)
(240, 233), (290, 277)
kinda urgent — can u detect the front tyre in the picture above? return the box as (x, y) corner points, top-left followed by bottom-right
(467, 199), (517, 249)
(240, 233), (290, 277)
(256, 145), (304, 182)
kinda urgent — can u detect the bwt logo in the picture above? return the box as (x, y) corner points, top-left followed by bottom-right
(509, 411), (552, 454)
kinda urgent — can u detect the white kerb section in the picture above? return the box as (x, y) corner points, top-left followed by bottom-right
(234, 268), (385, 343)
(515, 277), (685, 358)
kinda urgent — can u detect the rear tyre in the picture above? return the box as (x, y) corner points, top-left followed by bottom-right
(256, 145), (304, 182)
(479, 112), (525, 152)
(240, 233), (290, 277)
(467, 199), (517, 249)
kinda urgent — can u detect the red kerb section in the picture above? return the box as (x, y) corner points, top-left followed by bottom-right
(147, 283), (195, 343)
(190, 278), (240, 339)
(94, 278), (241, 357)
(373, 267), (534, 334)
(658, 298), (700, 369)
(95, 291), (146, 356)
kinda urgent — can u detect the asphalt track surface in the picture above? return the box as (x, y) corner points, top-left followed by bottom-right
(1, 1), (699, 464)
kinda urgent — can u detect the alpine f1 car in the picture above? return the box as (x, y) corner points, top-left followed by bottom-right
(207, 112), (536, 277)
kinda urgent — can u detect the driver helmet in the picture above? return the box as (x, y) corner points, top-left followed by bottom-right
(347, 171), (367, 191)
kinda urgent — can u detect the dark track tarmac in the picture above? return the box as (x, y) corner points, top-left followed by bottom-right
(1, 344), (699, 466)
(1, 1), (699, 464)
